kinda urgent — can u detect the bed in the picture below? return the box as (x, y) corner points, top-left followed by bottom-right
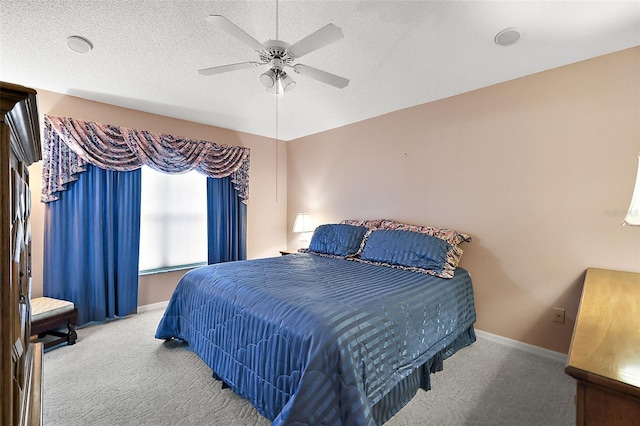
(156, 220), (477, 425)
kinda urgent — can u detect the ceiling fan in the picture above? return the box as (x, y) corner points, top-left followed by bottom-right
(198, 15), (349, 94)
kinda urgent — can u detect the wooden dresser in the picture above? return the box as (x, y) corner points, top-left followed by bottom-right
(565, 268), (640, 425)
(1, 82), (43, 425)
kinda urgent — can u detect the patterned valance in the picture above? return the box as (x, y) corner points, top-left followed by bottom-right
(41, 115), (250, 203)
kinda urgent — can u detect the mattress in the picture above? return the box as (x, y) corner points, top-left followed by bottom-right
(156, 252), (476, 425)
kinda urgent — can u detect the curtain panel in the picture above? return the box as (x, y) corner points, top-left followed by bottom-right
(42, 114), (250, 203)
(44, 165), (141, 325)
(207, 176), (247, 264)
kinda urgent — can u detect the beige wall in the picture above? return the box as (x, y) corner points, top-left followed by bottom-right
(26, 47), (639, 354)
(286, 47), (640, 354)
(28, 90), (287, 305)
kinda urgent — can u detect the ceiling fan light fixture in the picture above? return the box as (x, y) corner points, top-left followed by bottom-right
(280, 72), (296, 92)
(260, 69), (277, 88)
(264, 69), (296, 95)
(267, 77), (284, 95)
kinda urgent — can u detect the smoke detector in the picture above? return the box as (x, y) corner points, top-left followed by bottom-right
(66, 36), (93, 53)
(494, 28), (521, 47)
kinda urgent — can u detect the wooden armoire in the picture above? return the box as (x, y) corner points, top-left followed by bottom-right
(1, 82), (43, 425)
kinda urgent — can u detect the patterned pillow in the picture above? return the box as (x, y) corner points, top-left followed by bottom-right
(378, 220), (471, 246)
(356, 229), (465, 279)
(308, 224), (369, 257)
(339, 219), (383, 229)
(338, 219), (383, 256)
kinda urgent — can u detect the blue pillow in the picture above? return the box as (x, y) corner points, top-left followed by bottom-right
(308, 224), (369, 257)
(360, 229), (452, 274)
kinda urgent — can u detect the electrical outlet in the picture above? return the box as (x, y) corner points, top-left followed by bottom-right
(553, 307), (565, 324)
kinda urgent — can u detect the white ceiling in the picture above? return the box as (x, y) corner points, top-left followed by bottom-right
(1, 1), (639, 141)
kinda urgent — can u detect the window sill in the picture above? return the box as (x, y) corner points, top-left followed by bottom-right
(139, 262), (207, 276)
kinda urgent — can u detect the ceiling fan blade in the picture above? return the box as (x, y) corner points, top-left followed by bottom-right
(198, 62), (261, 76)
(293, 64), (349, 89)
(287, 24), (344, 59)
(206, 15), (266, 52)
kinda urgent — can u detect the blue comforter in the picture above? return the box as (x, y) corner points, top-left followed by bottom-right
(156, 253), (476, 425)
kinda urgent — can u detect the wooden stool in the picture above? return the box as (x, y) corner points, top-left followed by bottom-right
(31, 297), (78, 350)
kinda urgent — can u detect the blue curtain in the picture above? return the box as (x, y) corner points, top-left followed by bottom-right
(207, 176), (247, 263)
(43, 164), (142, 326)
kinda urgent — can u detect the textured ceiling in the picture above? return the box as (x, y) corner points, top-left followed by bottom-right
(1, 1), (639, 141)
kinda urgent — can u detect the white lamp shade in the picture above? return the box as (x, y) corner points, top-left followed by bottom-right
(260, 69), (276, 88)
(267, 77), (283, 94)
(281, 72), (296, 92)
(623, 155), (640, 226)
(293, 213), (313, 233)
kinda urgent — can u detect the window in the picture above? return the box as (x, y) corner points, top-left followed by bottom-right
(139, 167), (207, 272)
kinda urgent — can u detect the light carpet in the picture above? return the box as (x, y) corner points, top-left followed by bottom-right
(42, 303), (575, 425)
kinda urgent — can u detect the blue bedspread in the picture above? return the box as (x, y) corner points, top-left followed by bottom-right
(156, 253), (476, 425)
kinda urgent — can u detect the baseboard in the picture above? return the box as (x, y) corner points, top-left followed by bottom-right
(137, 301), (169, 313)
(475, 329), (568, 364)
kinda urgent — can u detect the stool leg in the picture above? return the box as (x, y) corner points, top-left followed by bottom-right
(67, 319), (77, 345)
